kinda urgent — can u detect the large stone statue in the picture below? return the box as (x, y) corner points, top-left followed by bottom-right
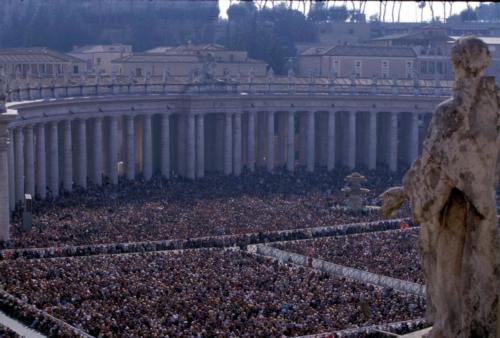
(380, 36), (500, 337)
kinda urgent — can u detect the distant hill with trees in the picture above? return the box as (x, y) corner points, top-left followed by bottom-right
(0, 0), (220, 51)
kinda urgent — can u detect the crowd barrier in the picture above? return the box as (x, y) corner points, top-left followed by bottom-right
(0, 288), (93, 338)
(255, 244), (425, 296)
(296, 318), (428, 338)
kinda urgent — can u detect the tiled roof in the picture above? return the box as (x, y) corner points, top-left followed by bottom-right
(0, 48), (84, 63)
(112, 53), (265, 64)
(450, 36), (500, 45)
(146, 44), (227, 54)
(327, 45), (416, 57)
(300, 46), (335, 56)
(71, 44), (131, 53)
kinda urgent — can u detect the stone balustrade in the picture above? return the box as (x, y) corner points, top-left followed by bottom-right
(4, 74), (453, 103)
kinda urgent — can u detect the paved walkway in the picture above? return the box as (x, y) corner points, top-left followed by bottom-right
(0, 310), (46, 338)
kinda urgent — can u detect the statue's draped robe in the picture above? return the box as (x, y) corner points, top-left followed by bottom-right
(402, 76), (500, 337)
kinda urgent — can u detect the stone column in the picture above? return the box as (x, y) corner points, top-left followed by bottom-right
(186, 114), (196, 179)
(62, 120), (72, 192)
(368, 111), (377, 170)
(196, 114), (205, 178)
(388, 112), (398, 172)
(160, 114), (170, 178)
(224, 112), (233, 175)
(346, 112), (356, 170)
(36, 124), (46, 199)
(327, 111), (336, 171)
(8, 129), (15, 210)
(14, 127), (24, 203)
(92, 117), (103, 186)
(25, 125), (35, 196)
(48, 121), (59, 198)
(0, 126), (11, 241)
(108, 116), (118, 185)
(247, 111), (255, 171)
(287, 111), (295, 171)
(142, 115), (153, 180)
(177, 116), (186, 176)
(125, 115), (135, 180)
(233, 113), (242, 176)
(408, 113), (419, 165)
(267, 111), (274, 172)
(76, 119), (87, 189)
(307, 111), (315, 172)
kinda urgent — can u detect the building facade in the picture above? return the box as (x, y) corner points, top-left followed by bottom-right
(68, 44), (132, 75)
(0, 48), (84, 78)
(112, 44), (268, 78)
(298, 45), (416, 79)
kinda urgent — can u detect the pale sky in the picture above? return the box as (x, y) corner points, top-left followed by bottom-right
(218, 1), (485, 23)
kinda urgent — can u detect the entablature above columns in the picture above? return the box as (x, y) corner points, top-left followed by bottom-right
(5, 93), (443, 128)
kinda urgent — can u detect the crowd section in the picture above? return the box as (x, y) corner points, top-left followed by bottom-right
(0, 219), (409, 261)
(0, 249), (425, 338)
(273, 228), (423, 284)
(4, 169), (407, 249)
(0, 323), (19, 338)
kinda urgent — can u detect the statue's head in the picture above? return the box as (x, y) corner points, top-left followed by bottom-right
(451, 36), (491, 78)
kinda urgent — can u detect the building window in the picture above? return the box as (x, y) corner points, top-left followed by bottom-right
(135, 68), (142, 77)
(332, 59), (340, 76)
(420, 61), (427, 74)
(436, 61), (443, 74)
(429, 61), (435, 74)
(73, 65), (79, 74)
(406, 60), (413, 79)
(96, 58), (102, 66)
(381, 60), (389, 78)
(230, 54), (234, 62)
(354, 60), (362, 77)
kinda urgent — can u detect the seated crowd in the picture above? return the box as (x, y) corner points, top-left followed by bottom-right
(3, 168), (407, 250)
(0, 249), (425, 338)
(273, 228), (423, 284)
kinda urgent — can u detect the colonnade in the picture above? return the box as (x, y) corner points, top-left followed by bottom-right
(5, 109), (426, 206)
(0, 103), (433, 241)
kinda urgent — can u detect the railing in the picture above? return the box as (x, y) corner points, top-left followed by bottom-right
(4, 74), (453, 103)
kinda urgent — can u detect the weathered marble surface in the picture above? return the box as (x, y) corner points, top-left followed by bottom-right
(381, 36), (500, 338)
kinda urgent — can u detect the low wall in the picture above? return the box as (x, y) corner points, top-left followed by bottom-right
(296, 318), (428, 338)
(0, 288), (93, 338)
(255, 245), (425, 296)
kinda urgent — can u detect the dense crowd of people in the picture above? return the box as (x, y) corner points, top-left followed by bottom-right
(0, 323), (19, 338)
(273, 228), (423, 284)
(4, 168), (408, 249)
(0, 249), (425, 338)
(0, 219), (410, 261)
